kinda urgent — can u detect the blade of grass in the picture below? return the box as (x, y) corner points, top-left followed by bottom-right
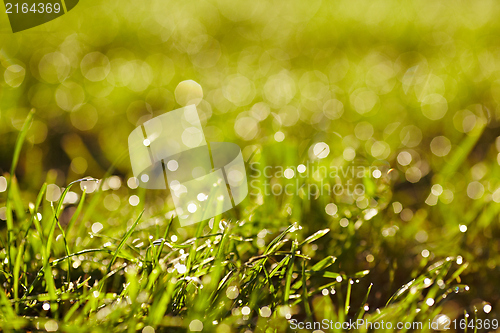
(79, 149), (129, 226)
(5, 109), (34, 272)
(65, 188), (87, 238)
(264, 223), (297, 255)
(345, 278), (352, 316)
(107, 210), (144, 272)
(22, 183), (47, 240)
(41, 178), (98, 313)
(355, 283), (372, 320)
(0, 285), (16, 319)
(301, 260), (312, 319)
(13, 239), (25, 313)
(284, 240), (297, 303)
(440, 122), (485, 180)
(187, 217), (209, 273)
(45, 178), (99, 266)
(155, 216), (174, 265)
(298, 228), (329, 247)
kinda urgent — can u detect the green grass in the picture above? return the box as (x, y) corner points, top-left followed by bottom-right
(2, 0), (500, 331)
(0, 112), (491, 332)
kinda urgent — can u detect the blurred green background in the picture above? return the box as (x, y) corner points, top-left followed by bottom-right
(2, 0), (500, 330)
(1, 0), (499, 181)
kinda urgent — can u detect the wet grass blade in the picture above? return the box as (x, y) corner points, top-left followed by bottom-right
(298, 228), (329, 247)
(107, 210), (144, 272)
(264, 223), (296, 255)
(156, 216), (174, 264)
(65, 189), (87, 238)
(301, 260), (312, 319)
(45, 179), (97, 266)
(23, 183), (46, 240)
(355, 283), (372, 320)
(79, 149), (129, 226)
(345, 278), (352, 316)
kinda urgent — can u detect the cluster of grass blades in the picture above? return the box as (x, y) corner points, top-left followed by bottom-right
(0, 115), (478, 332)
